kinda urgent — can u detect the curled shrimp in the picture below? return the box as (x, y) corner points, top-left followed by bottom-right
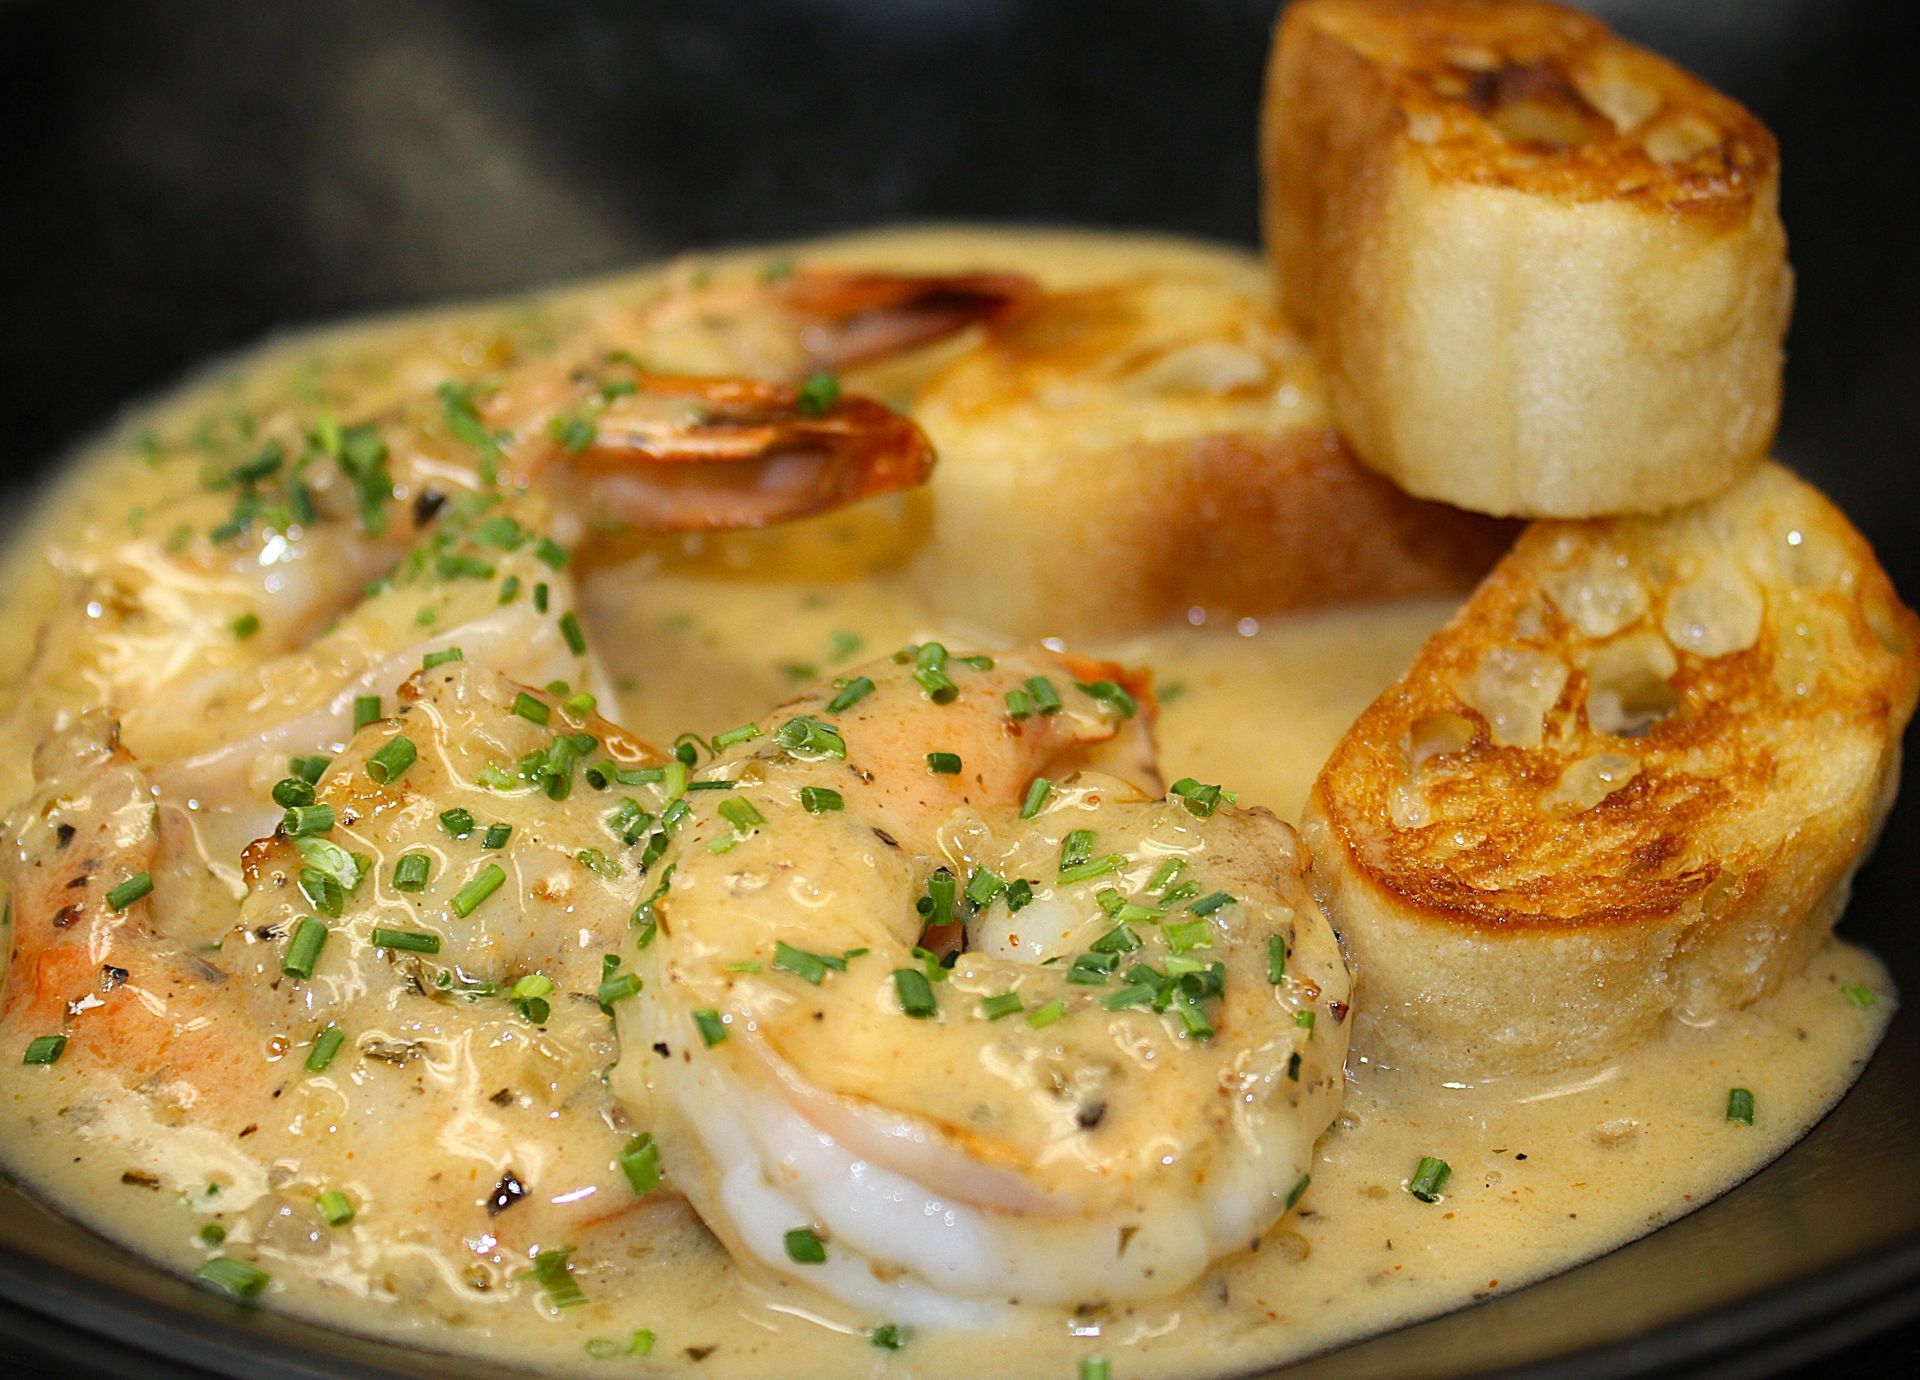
(616, 648), (1351, 1324)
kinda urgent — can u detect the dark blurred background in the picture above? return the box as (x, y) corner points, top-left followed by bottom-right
(0, 0), (1916, 1375)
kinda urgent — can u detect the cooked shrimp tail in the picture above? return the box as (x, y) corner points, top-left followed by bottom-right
(776, 269), (1038, 371)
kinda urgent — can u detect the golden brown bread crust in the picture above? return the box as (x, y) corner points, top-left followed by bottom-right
(1262, 0), (1792, 517)
(910, 271), (1513, 639)
(1303, 463), (1919, 1076)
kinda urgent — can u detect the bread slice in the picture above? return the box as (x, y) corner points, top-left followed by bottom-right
(1262, 0), (1792, 517)
(1301, 463), (1919, 1077)
(909, 264), (1513, 640)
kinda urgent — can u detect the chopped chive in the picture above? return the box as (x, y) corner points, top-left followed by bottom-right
(534, 536), (571, 569)
(106, 872), (154, 910)
(1267, 934), (1287, 984)
(1188, 891), (1235, 916)
(1005, 689), (1034, 719)
(926, 751), (962, 775)
(1101, 983), (1157, 1011)
(1148, 857), (1185, 893)
(1059, 855), (1125, 886)
(826, 676), (874, 713)
(1408, 1156), (1452, 1202)
(305, 1025), (346, 1073)
(718, 797), (765, 832)
(694, 1009), (727, 1046)
(660, 758), (689, 801)
(534, 582), (550, 613)
(281, 918), (328, 980)
(196, 1256), (270, 1299)
(353, 694), (382, 730)
(711, 723), (761, 751)
(370, 926), (441, 954)
(22, 1035), (67, 1066)
(1067, 954), (1116, 985)
(281, 804), (335, 837)
(919, 867), (956, 928)
(230, 612), (261, 641)
(799, 785), (843, 813)
(1061, 829), (1095, 868)
(1842, 984), (1878, 1009)
(910, 945), (951, 982)
(980, 992), (1024, 1020)
(774, 715), (846, 759)
(512, 691), (551, 726)
(1285, 1174), (1311, 1210)
(1024, 676), (1062, 715)
(271, 776), (315, 808)
(619, 1133), (663, 1194)
(1727, 1088), (1756, 1125)
(1081, 1358), (1111, 1380)
(914, 666), (959, 703)
(480, 822), (511, 850)
(1019, 777), (1053, 819)
(1076, 679), (1138, 719)
(960, 655), (995, 671)
(315, 1190), (355, 1227)
(438, 807), (475, 839)
(1170, 776), (1224, 817)
(783, 1227), (827, 1264)
(773, 941), (844, 985)
(1090, 925), (1141, 955)
(559, 612), (587, 656)
(576, 847), (621, 878)
(290, 755), (330, 784)
(597, 972), (642, 1011)
(1296, 1009), (1317, 1033)
(965, 869), (1008, 909)
(893, 967), (937, 1017)
(796, 371), (840, 418)
(365, 734), (417, 785)
(870, 1324), (906, 1350)
(498, 574), (521, 604)
(422, 646), (464, 671)
(449, 864), (506, 917)
(1164, 920), (1213, 954)
(1026, 999), (1067, 1029)
(199, 1223), (226, 1246)
(561, 691), (597, 719)
(1004, 879), (1035, 912)
(528, 1246), (587, 1310)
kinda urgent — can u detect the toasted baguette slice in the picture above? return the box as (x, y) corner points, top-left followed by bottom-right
(1262, 0), (1792, 518)
(1301, 463), (1919, 1077)
(910, 258), (1513, 640)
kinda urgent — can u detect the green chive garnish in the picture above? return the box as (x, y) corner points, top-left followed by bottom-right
(22, 1035), (67, 1066)
(784, 1227), (828, 1263)
(315, 1190), (355, 1227)
(393, 853), (431, 891)
(892, 968), (937, 1018)
(1080, 1359), (1111, 1380)
(619, 1133), (663, 1194)
(718, 797), (765, 832)
(1059, 854), (1125, 886)
(799, 786), (843, 813)
(230, 612), (261, 641)
(826, 676), (874, 713)
(438, 807), (475, 839)
(1027, 999), (1067, 1029)
(1077, 679), (1138, 719)
(1285, 1174), (1311, 1210)
(1005, 689), (1034, 719)
(1296, 1009), (1317, 1033)
(694, 1009), (727, 1046)
(282, 918), (328, 980)
(371, 927), (441, 954)
(926, 751), (962, 775)
(1408, 1156), (1452, 1202)
(773, 941), (843, 986)
(197, 1256), (270, 1299)
(1267, 934), (1287, 984)
(1164, 919), (1213, 954)
(1842, 984), (1878, 1009)
(711, 723), (761, 751)
(281, 804), (334, 837)
(512, 691), (551, 726)
(422, 646), (463, 671)
(290, 755), (330, 784)
(306, 1025), (346, 1073)
(449, 864), (505, 917)
(796, 372), (840, 418)
(980, 992), (1024, 1021)
(106, 872), (154, 910)
(870, 1324), (906, 1350)
(1727, 1088), (1756, 1125)
(1188, 891), (1235, 916)
(528, 1246), (587, 1310)
(271, 776), (315, 808)
(559, 612), (587, 656)
(1025, 676), (1062, 715)
(365, 734), (417, 785)
(773, 715), (846, 759)
(353, 694), (382, 730)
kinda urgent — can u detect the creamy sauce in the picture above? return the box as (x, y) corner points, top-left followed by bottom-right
(0, 227), (1894, 1377)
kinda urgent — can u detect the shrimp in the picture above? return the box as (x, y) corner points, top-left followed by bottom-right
(0, 667), (716, 1303)
(615, 648), (1352, 1325)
